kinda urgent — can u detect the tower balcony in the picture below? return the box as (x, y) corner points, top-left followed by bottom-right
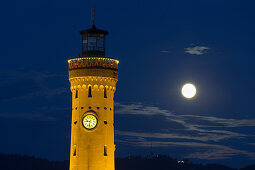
(68, 57), (119, 80)
(68, 57), (119, 71)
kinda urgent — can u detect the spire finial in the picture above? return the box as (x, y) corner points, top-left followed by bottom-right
(91, 6), (95, 26)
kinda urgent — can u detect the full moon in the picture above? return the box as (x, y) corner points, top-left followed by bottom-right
(181, 83), (197, 99)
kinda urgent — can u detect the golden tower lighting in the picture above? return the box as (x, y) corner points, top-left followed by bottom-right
(68, 7), (118, 170)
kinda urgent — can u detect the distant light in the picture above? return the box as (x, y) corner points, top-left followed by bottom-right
(181, 83), (196, 99)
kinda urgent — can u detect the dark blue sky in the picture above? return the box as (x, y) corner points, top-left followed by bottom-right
(0, 0), (255, 168)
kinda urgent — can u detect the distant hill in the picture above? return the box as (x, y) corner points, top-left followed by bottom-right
(240, 164), (255, 170)
(0, 153), (254, 170)
(0, 154), (69, 170)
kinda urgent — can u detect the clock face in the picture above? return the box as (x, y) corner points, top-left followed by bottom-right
(82, 114), (98, 130)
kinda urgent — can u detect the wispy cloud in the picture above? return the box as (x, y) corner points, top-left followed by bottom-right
(0, 107), (70, 121)
(0, 112), (56, 121)
(116, 129), (246, 142)
(185, 46), (210, 55)
(248, 143), (255, 146)
(114, 103), (255, 159)
(185, 143), (255, 160)
(116, 139), (255, 160)
(0, 69), (67, 101)
(115, 103), (255, 129)
(160, 50), (169, 53)
(115, 103), (172, 116)
(181, 115), (255, 128)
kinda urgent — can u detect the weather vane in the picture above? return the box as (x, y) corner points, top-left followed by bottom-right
(91, 6), (95, 26)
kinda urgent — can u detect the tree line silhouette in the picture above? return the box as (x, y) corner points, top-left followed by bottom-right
(0, 153), (254, 170)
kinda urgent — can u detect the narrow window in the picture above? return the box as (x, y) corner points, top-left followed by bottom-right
(104, 145), (108, 156)
(75, 90), (78, 98)
(88, 86), (92, 97)
(73, 145), (77, 156)
(104, 87), (107, 98)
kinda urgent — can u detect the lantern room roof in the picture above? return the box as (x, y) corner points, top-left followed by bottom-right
(80, 25), (109, 35)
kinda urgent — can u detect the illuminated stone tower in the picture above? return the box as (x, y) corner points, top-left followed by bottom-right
(68, 7), (118, 170)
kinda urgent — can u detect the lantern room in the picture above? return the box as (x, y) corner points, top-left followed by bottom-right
(80, 7), (108, 57)
(80, 25), (108, 57)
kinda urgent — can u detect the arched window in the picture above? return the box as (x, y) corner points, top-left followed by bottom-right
(104, 87), (107, 98)
(73, 145), (77, 156)
(104, 145), (108, 156)
(88, 86), (92, 97)
(75, 90), (78, 98)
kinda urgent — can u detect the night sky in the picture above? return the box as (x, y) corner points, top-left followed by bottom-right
(0, 0), (255, 168)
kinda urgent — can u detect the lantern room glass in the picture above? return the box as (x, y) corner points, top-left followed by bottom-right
(82, 33), (105, 57)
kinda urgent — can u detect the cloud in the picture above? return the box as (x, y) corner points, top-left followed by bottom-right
(0, 107), (70, 121)
(116, 134), (255, 160)
(114, 103), (255, 159)
(181, 115), (255, 128)
(115, 103), (255, 129)
(248, 143), (255, 146)
(115, 103), (172, 116)
(0, 69), (69, 122)
(0, 69), (67, 101)
(115, 129), (246, 142)
(185, 46), (210, 55)
(0, 112), (56, 121)
(116, 139), (255, 160)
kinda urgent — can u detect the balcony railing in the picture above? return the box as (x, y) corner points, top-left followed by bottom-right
(68, 57), (119, 71)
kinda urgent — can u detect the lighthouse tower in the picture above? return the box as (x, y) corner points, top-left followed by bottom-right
(68, 7), (118, 170)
